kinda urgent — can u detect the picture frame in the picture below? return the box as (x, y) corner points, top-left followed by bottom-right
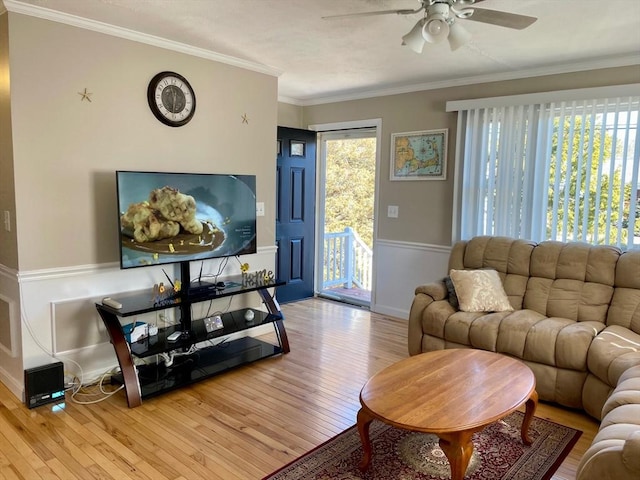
(390, 129), (448, 181)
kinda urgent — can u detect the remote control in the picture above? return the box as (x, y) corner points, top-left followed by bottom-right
(167, 331), (182, 341)
(102, 297), (122, 309)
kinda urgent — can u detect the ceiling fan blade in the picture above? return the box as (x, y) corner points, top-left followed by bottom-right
(322, 7), (422, 20)
(465, 7), (537, 30)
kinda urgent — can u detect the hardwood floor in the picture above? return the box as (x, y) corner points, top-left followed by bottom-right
(0, 298), (598, 479)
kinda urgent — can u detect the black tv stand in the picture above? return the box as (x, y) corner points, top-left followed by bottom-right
(186, 279), (218, 297)
(95, 276), (288, 408)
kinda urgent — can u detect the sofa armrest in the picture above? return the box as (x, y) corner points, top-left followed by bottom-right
(602, 366), (640, 418)
(577, 431), (640, 480)
(408, 280), (449, 356)
(623, 431), (640, 474)
(414, 281), (448, 301)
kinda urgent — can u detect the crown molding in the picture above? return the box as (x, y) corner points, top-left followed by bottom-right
(5, 1), (638, 106)
(294, 54), (640, 106)
(2, 0), (282, 78)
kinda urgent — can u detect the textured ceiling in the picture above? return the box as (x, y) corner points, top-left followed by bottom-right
(4, 0), (640, 104)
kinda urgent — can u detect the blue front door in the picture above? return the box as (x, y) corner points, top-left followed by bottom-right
(275, 127), (317, 303)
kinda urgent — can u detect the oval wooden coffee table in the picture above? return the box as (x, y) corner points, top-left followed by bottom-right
(357, 349), (538, 480)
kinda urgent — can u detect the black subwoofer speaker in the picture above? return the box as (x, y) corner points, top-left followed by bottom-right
(24, 361), (65, 408)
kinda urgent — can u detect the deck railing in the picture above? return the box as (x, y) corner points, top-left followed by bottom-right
(323, 227), (372, 291)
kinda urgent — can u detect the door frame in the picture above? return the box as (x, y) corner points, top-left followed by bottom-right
(308, 118), (383, 310)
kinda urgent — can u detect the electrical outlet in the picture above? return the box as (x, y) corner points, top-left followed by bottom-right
(387, 205), (399, 218)
(3, 211), (10, 232)
(256, 202), (265, 217)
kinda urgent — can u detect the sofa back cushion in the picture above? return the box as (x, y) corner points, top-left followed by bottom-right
(524, 241), (620, 322)
(449, 236), (535, 310)
(607, 250), (640, 334)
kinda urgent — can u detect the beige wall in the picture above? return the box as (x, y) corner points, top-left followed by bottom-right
(277, 102), (303, 129)
(1, 8), (638, 396)
(0, 13), (17, 270)
(302, 65), (640, 247)
(0, 12), (280, 397)
(8, 13), (278, 271)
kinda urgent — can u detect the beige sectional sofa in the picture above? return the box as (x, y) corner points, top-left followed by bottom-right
(407, 236), (640, 480)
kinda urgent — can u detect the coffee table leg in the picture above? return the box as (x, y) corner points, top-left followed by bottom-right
(438, 431), (475, 480)
(521, 389), (538, 445)
(356, 408), (374, 471)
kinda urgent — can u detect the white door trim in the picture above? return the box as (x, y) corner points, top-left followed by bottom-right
(308, 119), (382, 308)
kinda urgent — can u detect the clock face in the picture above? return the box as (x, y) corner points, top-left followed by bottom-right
(147, 72), (196, 127)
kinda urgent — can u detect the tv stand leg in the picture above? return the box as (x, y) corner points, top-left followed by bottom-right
(96, 307), (142, 407)
(258, 287), (290, 353)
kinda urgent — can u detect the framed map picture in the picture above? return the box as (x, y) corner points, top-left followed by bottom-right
(390, 129), (448, 181)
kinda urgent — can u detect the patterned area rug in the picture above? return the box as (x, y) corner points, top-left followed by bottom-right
(263, 411), (581, 480)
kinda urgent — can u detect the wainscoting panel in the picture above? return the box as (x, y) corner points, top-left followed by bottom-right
(0, 294), (17, 357)
(51, 298), (109, 354)
(372, 240), (451, 319)
(4, 247), (277, 400)
(0, 266), (23, 399)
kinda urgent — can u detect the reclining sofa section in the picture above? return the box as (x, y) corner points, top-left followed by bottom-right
(408, 235), (640, 420)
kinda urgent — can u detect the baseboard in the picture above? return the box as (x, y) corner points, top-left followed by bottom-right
(0, 366), (24, 402)
(371, 304), (409, 319)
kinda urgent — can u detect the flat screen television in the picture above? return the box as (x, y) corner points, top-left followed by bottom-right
(116, 171), (257, 276)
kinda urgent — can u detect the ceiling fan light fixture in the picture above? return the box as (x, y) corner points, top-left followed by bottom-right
(402, 18), (427, 53)
(422, 14), (449, 43)
(447, 20), (472, 51)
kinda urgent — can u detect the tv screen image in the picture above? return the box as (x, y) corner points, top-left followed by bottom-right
(116, 171), (256, 269)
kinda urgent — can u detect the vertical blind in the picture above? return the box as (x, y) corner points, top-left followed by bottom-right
(457, 95), (640, 250)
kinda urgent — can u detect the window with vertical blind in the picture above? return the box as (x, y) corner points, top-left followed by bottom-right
(447, 86), (640, 250)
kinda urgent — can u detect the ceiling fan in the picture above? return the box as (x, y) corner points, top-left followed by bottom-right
(324, 0), (537, 52)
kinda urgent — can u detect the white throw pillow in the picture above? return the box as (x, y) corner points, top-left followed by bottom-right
(449, 269), (513, 313)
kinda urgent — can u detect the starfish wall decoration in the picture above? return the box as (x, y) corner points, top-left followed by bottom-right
(78, 88), (92, 102)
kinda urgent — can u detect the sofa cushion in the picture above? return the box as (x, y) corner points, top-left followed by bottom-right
(490, 310), (603, 371)
(524, 241), (619, 322)
(524, 277), (615, 322)
(468, 311), (514, 351)
(587, 326), (640, 388)
(607, 249), (640, 334)
(449, 236), (535, 310)
(608, 287), (640, 334)
(495, 309), (546, 358)
(529, 241), (620, 284)
(449, 269), (513, 312)
(613, 249), (640, 289)
(419, 300), (455, 339)
(443, 311), (481, 345)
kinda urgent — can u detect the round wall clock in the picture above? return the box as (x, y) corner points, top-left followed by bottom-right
(147, 71), (196, 127)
